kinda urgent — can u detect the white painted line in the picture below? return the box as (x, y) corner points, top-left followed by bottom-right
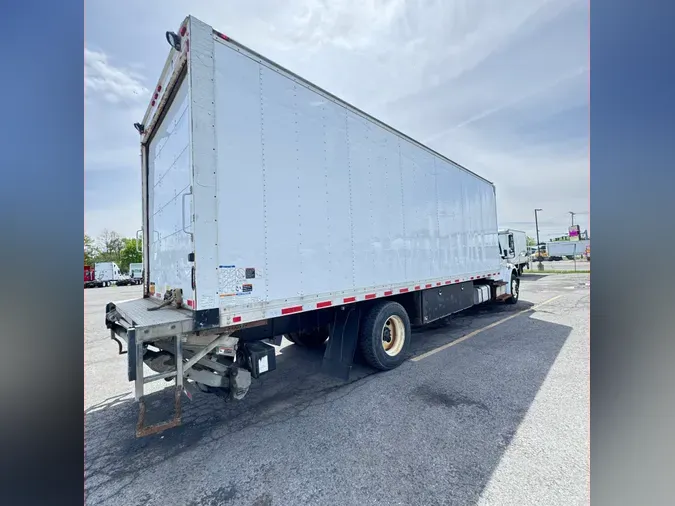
(410, 295), (564, 362)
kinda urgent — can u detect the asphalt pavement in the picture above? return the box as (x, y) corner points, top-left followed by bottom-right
(85, 274), (589, 506)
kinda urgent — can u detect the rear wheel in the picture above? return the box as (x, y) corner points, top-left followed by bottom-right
(359, 301), (411, 370)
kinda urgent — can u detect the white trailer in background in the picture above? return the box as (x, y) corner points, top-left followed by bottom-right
(105, 15), (521, 437)
(498, 229), (530, 275)
(94, 262), (121, 287)
(129, 263), (143, 285)
(547, 240), (590, 260)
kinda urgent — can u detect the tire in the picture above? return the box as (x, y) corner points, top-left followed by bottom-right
(286, 326), (329, 348)
(358, 301), (411, 370)
(506, 271), (520, 305)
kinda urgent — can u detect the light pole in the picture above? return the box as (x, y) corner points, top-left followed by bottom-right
(534, 208), (543, 270)
(569, 211), (576, 226)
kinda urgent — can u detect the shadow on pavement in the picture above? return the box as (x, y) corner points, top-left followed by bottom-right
(85, 301), (572, 506)
(520, 273), (549, 281)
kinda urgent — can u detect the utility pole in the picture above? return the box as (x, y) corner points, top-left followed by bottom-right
(534, 208), (543, 270)
(569, 211), (576, 226)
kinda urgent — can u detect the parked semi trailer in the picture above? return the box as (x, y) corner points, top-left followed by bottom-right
(105, 16), (521, 437)
(546, 240), (590, 261)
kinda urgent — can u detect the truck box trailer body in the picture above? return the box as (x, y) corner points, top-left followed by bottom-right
(105, 16), (520, 436)
(546, 240), (590, 260)
(498, 229), (530, 274)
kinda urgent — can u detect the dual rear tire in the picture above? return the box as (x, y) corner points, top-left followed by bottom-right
(358, 301), (411, 370)
(286, 301), (411, 370)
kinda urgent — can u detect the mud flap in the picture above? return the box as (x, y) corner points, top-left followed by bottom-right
(321, 306), (362, 381)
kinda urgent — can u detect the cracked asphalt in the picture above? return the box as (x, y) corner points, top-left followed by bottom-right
(85, 273), (589, 506)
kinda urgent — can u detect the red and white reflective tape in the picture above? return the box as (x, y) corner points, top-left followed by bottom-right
(226, 270), (503, 327)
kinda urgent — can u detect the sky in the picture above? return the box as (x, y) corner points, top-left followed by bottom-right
(84, 0), (589, 243)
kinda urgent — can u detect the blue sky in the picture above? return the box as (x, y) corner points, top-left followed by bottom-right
(85, 0), (589, 242)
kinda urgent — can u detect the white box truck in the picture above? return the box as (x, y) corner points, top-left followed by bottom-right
(95, 261), (121, 287)
(105, 16), (521, 437)
(129, 263), (144, 285)
(498, 229), (530, 274)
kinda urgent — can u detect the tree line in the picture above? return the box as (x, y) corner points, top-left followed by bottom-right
(84, 229), (142, 274)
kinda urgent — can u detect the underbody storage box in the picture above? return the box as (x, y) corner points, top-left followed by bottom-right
(241, 341), (277, 379)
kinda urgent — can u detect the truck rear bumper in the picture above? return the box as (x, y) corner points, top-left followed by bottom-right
(106, 297), (194, 342)
(105, 297), (254, 437)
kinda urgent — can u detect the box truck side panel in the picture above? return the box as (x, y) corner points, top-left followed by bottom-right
(296, 84), (347, 296)
(260, 66), (309, 300)
(213, 45), (266, 306)
(147, 72), (194, 301)
(366, 121), (406, 285)
(400, 139), (432, 282)
(322, 99), (361, 290)
(209, 36), (500, 316)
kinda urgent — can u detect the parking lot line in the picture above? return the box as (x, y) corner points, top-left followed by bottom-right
(410, 295), (564, 362)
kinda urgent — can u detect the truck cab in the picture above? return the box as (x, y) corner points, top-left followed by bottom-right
(95, 262), (121, 287)
(498, 229), (530, 275)
(129, 263), (144, 285)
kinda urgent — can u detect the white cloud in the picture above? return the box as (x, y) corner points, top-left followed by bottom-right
(84, 48), (149, 105)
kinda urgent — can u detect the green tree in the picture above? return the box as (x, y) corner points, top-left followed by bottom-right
(84, 234), (99, 266)
(526, 236), (537, 247)
(119, 238), (142, 273)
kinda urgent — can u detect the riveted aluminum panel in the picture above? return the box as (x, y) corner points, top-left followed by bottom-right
(208, 26), (501, 316)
